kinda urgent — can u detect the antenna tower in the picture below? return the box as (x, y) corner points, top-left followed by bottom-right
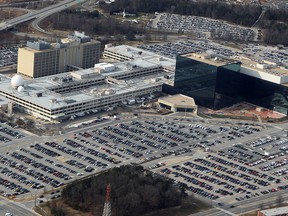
(102, 184), (111, 216)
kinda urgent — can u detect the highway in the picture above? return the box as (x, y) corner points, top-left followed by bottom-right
(190, 189), (288, 216)
(0, 196), (36, 216)
(0, 0), (85, 31)
(0, 1), (50, 8)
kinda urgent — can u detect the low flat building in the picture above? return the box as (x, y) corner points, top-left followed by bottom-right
(103, 44), (175, 73)
(158, 94), (197, 114)
(258, 206), (288, 216)
(0, 56), (174, 121)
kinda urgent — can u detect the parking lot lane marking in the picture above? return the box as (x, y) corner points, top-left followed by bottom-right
(215, 207), (237, 216)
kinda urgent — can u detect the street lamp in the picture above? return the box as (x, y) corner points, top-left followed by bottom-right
(34, 189), (37, 206)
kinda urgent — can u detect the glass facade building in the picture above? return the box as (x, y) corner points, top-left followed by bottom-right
(169, 55), (288, 115)
(172, 55), (241, 110)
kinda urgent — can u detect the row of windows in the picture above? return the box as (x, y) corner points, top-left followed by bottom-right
(0, 91), (52, 119)
(103, 51), (132, 62)
(51, 85), (161, 116)
(49, 79), (105, 94)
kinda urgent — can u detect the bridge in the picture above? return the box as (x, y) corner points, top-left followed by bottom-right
(0, 0), (84, 31)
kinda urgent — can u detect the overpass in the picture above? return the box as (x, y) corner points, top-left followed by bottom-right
(0, 0), (84, 31)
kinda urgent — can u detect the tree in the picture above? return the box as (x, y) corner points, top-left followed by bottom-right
(61, 165), (183, 216)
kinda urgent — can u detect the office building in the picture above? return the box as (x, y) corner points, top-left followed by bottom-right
(103, 44), (175, 73)
(158, 94), (198, 114)
(17, 31), (101, 78)
(171, 52), (288, 115)
(258, 206), (288, 216)
(0, 55), (174, 121)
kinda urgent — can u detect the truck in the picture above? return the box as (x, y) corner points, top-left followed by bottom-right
(127, 99), (136, 105)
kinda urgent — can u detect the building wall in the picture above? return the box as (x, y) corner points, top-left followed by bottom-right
(174, 55), (288, 115)
(58, 45), (83, 72)
(0, 82), (162, 121)
(214, 63), (242, 109)
(241, 66), (281, 84)
(82, 42), (101, 68)
(17, 40), (100, 78)
(173, 55), (218, 109)
(103, 50), (133, 61)
(34, 49), (60, 78)
(17, 48), (35, 77)
(159, 101), (197, 114)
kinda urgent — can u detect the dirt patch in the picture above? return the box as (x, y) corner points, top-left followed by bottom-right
(0, 8), (27, 20)
(200, 102), (286, 122)
(56, 156), (69, 163)
(38, 196), (210, 216)
(144, 197), (210, 216)
(36, 200), (100, 216)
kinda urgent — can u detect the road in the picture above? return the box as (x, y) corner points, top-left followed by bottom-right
(0, 115), (286, 216)
(0, 0), (86, 31)
(190, 187), (288, 216)
(0, 196), (36, 216)
(0, 0), (52, 8)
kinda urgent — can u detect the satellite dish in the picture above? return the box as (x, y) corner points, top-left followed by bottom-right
(17, 86), (25, 92)
(11, 75), (25, 88)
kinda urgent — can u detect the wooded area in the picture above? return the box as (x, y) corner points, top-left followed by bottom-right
(261, 9), (288, 45)
(60, 165), (184, 216)
(100, 0), (262, 27)
(262, 22), (288, 46)
(41, 1), (288, 46)
(99, 0), (288, 45)
(41, 9), (144, 39)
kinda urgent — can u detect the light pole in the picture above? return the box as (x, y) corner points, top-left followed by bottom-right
(34, 189), (38, 207)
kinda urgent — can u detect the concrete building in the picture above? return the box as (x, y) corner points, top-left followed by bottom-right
(158, 94), (197, 114)
(17, 31), (101, 78)
(103, 44), (176, 73)
(0, 55), (174, 121)
(258, 206), (288, 216)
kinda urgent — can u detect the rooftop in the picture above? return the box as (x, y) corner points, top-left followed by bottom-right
(259, 206), (288, 216)
(0, 95), (11, 106)
(104, 45), (175, 70)
(0, 56), (173, 110)
(182, 52), (232, 67)
(159, 94), (196, 106)
(239, 57), (288, 78)
(24, 31), (96, 51)
(180, 51), (288, 84)
(0, 74), (163, 110)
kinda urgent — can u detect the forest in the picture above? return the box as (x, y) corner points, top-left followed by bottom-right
(261, 9), (288, 46)
(41, 9), (144, 39)
(99, 0), (288, 46)
(42, 1), (288, 46)
(100, 0), (262, 27)
(59, 165), (184, 216)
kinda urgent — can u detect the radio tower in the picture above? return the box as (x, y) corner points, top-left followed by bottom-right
(102, 184), (112, 216)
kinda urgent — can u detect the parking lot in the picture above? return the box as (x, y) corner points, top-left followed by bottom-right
(149, 13), (257, 42)
(242, 44), (288, 67)
(1, 115), (288, 209)
(0, 116), (265, 200)
(0, 47), (18, 68)
(0, 123), (25, 143)
(153, 122), (288, 205)
(139, 40), (240, 59)
(138, 40), (288, 67)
